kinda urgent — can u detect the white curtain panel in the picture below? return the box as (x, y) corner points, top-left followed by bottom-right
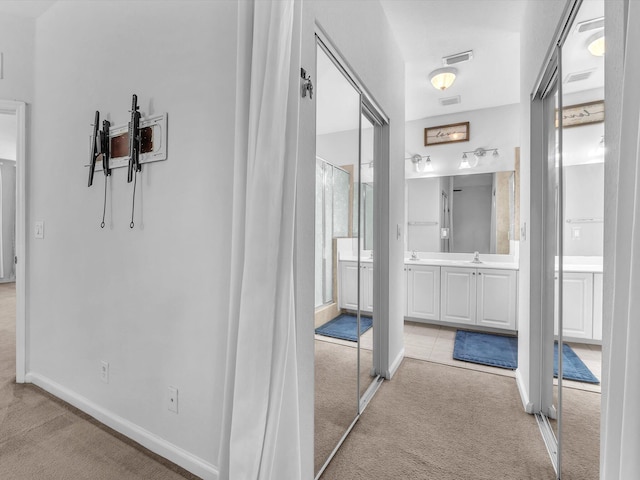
(219, 0), (301, 479)
(602, 1), (640, 478)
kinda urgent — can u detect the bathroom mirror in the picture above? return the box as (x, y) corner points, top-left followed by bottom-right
(406, 169), (518, 255)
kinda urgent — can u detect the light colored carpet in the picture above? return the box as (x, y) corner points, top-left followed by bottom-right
(0, 283), (199, 480)
(315, 339), (375, 473)
(319, 355), (600, 480)
(2, 281), (599, 479)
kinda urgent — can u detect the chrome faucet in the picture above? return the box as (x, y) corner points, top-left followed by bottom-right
(472, 251), (482, 264)
(411, 250), (418, 260)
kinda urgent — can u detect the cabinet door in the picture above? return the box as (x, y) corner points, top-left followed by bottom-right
(554, 272), (594, 339)
(403, 266), (408, 317)
(338, 261), (359, 311)
(592, 273), (603, 341)
(477, 269), (517, 330)
(440, 267), (476, 325)
(407, 265), (440, 321)
(361, 264), (374, 313)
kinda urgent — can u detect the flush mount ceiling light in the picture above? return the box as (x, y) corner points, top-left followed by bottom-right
(407, 154), (433, 173)
(586, 31), (605, 57)
(429, 67), (457, 91)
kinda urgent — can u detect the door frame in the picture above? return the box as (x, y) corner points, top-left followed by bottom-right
(0, 99), (27, 383)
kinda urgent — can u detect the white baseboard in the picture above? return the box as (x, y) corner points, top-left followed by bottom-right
(25, 372), (219, 480)
(385, 348), (405, 379)
(515, 368), (534, 414)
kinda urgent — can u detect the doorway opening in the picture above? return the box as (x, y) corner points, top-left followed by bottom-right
(0, 100), (26, 384)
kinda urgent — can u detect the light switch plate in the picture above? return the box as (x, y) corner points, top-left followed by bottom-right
(35, 221), (44, 239)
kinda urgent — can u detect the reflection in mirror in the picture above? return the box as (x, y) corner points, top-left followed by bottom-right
(559, 0), (604, 477)
(359, 114), (375, 400)
(406, 171), (516, 254)
(313, 43), (360, 475)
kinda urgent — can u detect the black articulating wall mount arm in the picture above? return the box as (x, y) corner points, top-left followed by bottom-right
(101, 119), (111, 177)
(88, 110), (100, 187)
(127, 94), (141, 183)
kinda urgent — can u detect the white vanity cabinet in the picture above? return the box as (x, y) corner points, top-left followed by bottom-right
(406, 264), (440, 322)
(440, 266), (517, 330)
(593, 273), (603, 341)
(361, 263), (374, 313)
(440, 267), (476, 325)
(476, 269), (518, 330)
(339, 261), (359, 311)
(554, 272), (594, 340)
(338, 261), (373, 313)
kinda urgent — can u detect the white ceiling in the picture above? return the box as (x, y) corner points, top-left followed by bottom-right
(562, 0), (605, 95)
(0, 0), (55, 18)
(320, 0), (605, 162)
(380, 0), (526, 121)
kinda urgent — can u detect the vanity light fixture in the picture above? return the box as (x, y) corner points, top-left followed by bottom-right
(459, 147), (499, 169)
(586, 31), (605, 57)
(407, 153), (433, 173)
(459, 152), (471, 170)
(429, 67), (457, 91)
(596, 135), (605, 157)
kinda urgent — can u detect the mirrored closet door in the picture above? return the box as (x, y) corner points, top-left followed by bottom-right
(534, 1), (604, 478)
(558, 1), (604, 478)
(313, 38), (383, 478)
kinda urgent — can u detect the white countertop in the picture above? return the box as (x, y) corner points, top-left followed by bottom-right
(339, 256), (518, 270)
(558, 264), (603, 273)
(339, 255), (602, 273)
(404, 259), (519, 270)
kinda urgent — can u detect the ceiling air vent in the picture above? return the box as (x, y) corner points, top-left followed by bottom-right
(575, 16), (604, 33)
(442, 50), (473, 66)
(564, 69), (595, 84)
(439, 95), (461, 106)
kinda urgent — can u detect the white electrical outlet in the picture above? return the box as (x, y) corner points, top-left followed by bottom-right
(34, 221), (44, 239)
(100, 361), (109, 384)
(572, 227), (581, 240)
(168, 386), (178, 413)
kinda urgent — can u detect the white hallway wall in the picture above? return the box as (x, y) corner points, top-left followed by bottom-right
(25, 0), (404, 478)
(0, 14), (34, 103)
(28, 1), (239, 476)
(404, 103), (521, 179)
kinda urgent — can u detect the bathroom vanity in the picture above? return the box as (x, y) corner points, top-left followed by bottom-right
(403, 259), (518, 332)
(338, 254), (519, 333)
(554, 258), (603, 342)
(337, 254), (603, 342)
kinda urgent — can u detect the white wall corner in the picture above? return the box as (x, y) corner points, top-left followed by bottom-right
(25, 373), (219, 480)
(385, 348), (405, 379)
(515, 368), (534, 414)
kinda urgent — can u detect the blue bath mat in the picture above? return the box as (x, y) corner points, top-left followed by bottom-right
(315, 314), (373, 342)
(557, 342), (600, 384)
(453, 330), (600, 384)
(453, 330), (518, 369)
